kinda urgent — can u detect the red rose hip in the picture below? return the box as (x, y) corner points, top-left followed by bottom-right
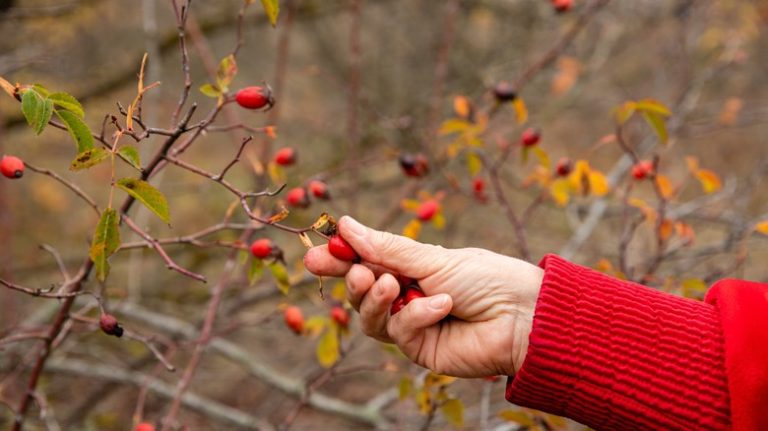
(99, 313), (124, 338)
(134, 423), (156, 431)
(399, 153), (429, 178)
(405, 288), (426, 303)
(284, 306), (304, 334)
(631, 160), (654, 180)
(250, 238), (273, 259)
(1, 155), (24, 179)
(274, 147), (296, 166)
(555, 157), (573, 177)
(416, 200), (439, 222)
(330, 306), (350, 327)
(308, 180), (330, 200)
(328, 235), (358, 262)
(390, 296), (407, 315)
(286, 187), (309, 208)
(521, 128), (541, 147)
(235, 86), (274, 110)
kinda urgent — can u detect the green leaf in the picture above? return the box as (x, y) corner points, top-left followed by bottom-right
(49, 92), (84, 118)
(118, 145), (142, 171)
(440, 398), (464, 427)
(248, 258), (265, 285)
(31, 84), (50, 97)
(55, 109), (94, 152)
(268, 262), (290, 294)
(260, 0), (279, 27)
(70, 148), (110, 171)
(215, 55), (238, 92)
(199, 83), (222, 98)
(641, 111), (668, 145)
(116, 178), (170, 224)
(21, 89), (53, 135)
(316, 326), (340, 367)
(89, 208), (121, 282)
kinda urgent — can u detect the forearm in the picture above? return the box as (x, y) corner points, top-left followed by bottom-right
(506, 254), (731, 431)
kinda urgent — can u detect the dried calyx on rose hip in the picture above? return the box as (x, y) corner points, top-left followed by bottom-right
(398, 153), (429, 178)
(390, 276), (426, 315)
(328, 235), (359, 262)
(99, 313), (124, 338)
(492, 81), (517, 103)
(235, 85), (274, 110)
(1, 155), (25, 179)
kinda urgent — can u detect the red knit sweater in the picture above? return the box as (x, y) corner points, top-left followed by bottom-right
(506, 254), (768, 431)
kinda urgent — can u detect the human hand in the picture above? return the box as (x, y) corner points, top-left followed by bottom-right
(304, 216), (543, 378)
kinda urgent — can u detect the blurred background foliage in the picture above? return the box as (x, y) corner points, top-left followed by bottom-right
(0, 0), (767, 429)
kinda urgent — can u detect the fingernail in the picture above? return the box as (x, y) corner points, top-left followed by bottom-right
(344, 216), (366, 237)
(429, 295), (447, 310)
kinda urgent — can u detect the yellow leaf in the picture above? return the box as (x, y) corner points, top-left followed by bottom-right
(446, 141), (461, 159)
(754, 221), (768, 235)
(549, 178), (571, 206)
(402, 219), (422, 239)
(416, 389), (432, 414)
(439, 119), (471, 136)
(311, 212), (332, 231)
(398, 376), (412, 400)
(532, 147), (550, 169)
(401, 199), (420, 211)
(629, 198), (657, 222)
(268, 161), (285, 184)
(512, 98), (528, 124)
(635, 98), (672, 117)
(523, 165), (551, 188)
(316, 327), (340, 367)
(681, 278), (707, 299)
(588, 170), (609, 197)
(614, 101), (637, 124)
(466, 152), (483, 176)
(655, 174), (675, 199)
(268, 207), (290, 224)
(431, 213), (446, 230)
(695, 169), (722, 193)
(440, 398), (464, 427)
(331, 281), (347, 302)
(498, 409), (536, 427)
(453, 96), (472, 119)
(303, 316), (327, 337)
(424, 373), (457, 387)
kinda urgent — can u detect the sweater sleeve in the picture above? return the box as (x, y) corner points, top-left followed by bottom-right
(505, 254), (731, 431)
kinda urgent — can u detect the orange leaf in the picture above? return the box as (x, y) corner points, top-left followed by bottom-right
(453, 96), (472, 119)
(512, 98), (528, 124)
(718, 97), (743, 126)
(754, 221), (768, 235)
(400, 199), (420, 211)
(550, 56), (581, 95)
(659, 219), (674, 241)
(549, 178), (571, 206)
(655, 174), (675, 199)
(695, 169), (722, 193)
(402, 219), (422, 239)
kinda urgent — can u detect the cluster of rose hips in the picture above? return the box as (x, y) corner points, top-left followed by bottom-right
(1, 155), (24, 179)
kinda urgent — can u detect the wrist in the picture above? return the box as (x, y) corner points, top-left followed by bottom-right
(507, 259), (543, 375)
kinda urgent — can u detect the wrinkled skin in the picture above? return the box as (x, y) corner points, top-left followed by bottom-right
(304, 216), (543, 378)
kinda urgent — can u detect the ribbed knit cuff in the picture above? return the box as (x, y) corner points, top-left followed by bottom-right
(506, 254), (731, 431)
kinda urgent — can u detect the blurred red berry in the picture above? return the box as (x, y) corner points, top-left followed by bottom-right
(631, 160), (654, 180)
(328, 235), (358, 262)
(492, 81), (517, 103)
(552, 0), (573, 13)
(308, 180), (330, 200)
(235, 86), (273, 110)
(284, 306), (304, 334)
(555, 157), (573, 177)
(250, 238), (273, 259)
(416, 200), (439, 222)
(521, 128), (541, 147)
(330, 306), (350, 327)
(1, 155), (24, 179)
(135, 423), (156, 431)
(405, 288), (426, 303)
(390, 296), (407, 315)
(99, 314), (123, 338)
(274, 147), (296, 166)
(286, 187), (309, 208)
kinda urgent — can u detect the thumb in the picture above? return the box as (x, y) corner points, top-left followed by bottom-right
(338, 216), (447, 278)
